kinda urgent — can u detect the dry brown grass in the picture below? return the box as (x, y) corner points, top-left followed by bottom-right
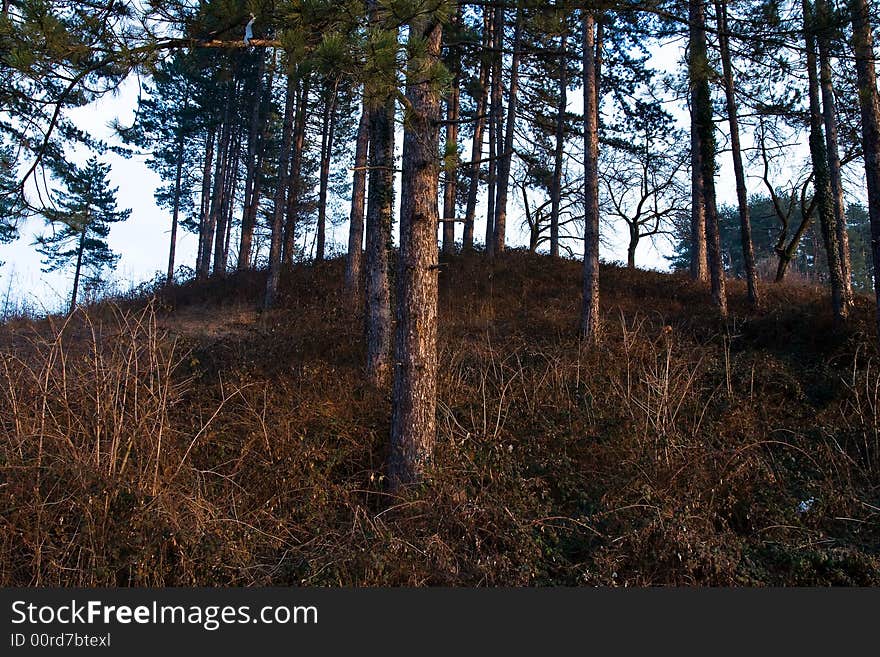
(1, 251), (878, 585)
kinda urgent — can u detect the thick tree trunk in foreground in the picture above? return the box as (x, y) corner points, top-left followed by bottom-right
(716, 0), (759, 307)
(803, 0), (847, 324)
(550, 30), (567, 259)
(390, 14), (442, 489)
(345, 104), (370, 303)
(849, 0), (880, 336)
(492, 0), (524, 257)
(690, 0), (727, 318)
(263, 73), (297, 310)
(581, 12), (600, 342)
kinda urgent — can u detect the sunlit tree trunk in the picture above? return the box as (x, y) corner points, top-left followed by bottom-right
(581, 12), (600, 342)
(389, 13), (442, 488)
(690, 0), (727, 317)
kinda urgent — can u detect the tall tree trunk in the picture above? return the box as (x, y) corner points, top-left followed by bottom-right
(283, 75), (310, 266)
(264, 72), (297, 310)
(803, 0), (847, 324)
(70, 216), (87, 314)
(200, 103), (230, 279)
(195, 128), (215, 276)
(550, 29), (568, 259)
(167, 130), (185, 285)
(688, 4), (708, 284)
(317, 77), (340, 263)
(463, 6), (490, 252)
(239, 53), (272, 271)
(345, 103), (370, 302)
(716, 0), (760, 307)
(215, 119), (241, 276)
(390, 13), (442, 490)
(849, 0), (880, 336)
(690, 0), (727, 317)
(486, 5), (502, 255)
(581, 12), (600, 342)
(492, 0), (524, 257)
(364, 0), (395, 385)
(442, 22), (461, 258)
(818, 0), (853, 307)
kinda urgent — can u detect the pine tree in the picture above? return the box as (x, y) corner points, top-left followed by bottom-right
(35, 157), (130, 313)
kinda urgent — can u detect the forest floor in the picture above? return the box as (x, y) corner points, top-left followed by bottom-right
(2, 250), (879, 585)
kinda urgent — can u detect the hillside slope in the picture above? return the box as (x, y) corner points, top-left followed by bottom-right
(1, 251), (879, 585)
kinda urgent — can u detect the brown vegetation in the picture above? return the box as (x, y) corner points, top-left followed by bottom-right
(1, 252), (878, 585)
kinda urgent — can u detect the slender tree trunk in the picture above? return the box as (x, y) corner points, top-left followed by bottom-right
(167, 131), (185, 285)
(463, 7), (490, 252)
(70, 217), (87, 315)
(317, 78), (340, 263)
(364, 0), (395, 385)
(264, 72), (297, 310)
(364, 96), (395, 384)
(202, 86), (234, 279)
(818, 0), (853, 306)
(492, 0), (524, 257)
(550, 30), (567, 259)
(690, 0), (727, 317)
(345, 103), (370, 302)
(688, 5), (709, 284)
(200, 106), (230, 279)
(716, 0), (760, 307)
(215, 120), (241, 276)
(390, 13), (442, 490)
(196, 128), (215, 276)
(283, 75), (310, 266)
(442, 29), (461, 258)
(581, 12), (600, 342)
(239, 53), (271, 271)
(803, 0), (847, 323)
(849, 0), (880, 336)
(486, 5), (501, 255)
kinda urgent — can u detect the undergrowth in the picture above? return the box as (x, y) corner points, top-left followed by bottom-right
(1, 251), (878, 585)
